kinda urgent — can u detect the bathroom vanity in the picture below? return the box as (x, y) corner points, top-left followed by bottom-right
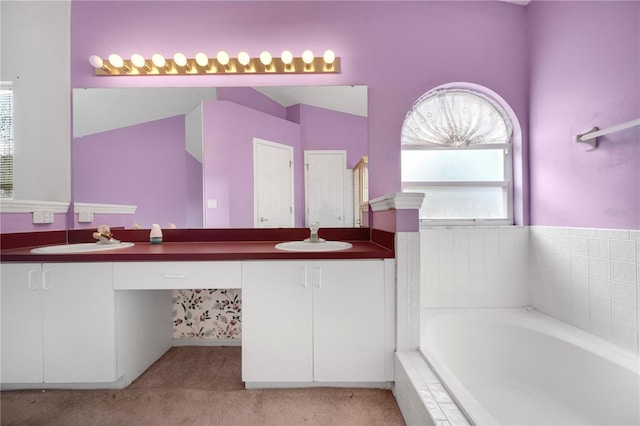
(0, 228), (395, 390)
(1, 262), (117, 385)
(242, 259), (393, 387)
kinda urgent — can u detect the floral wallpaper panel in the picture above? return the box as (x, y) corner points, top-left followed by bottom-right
(173, 289), (241, 340)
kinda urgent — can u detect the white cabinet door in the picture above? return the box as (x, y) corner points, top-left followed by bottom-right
(241, 261), (313, 382)
(242, 260), (385, 384)
(1, 263), (117, 385)
(313, 261), (385, 382)
(1, 263), (44, 383)
(43, 263), (116, 383)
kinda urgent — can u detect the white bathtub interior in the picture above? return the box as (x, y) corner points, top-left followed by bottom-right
(419, 308), (640, 426)
(394, 226), (639, 425)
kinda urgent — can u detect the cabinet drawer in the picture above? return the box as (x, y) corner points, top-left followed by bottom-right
(113, 262), (241, 290)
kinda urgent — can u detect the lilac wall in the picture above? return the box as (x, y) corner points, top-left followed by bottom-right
(293, 104), (368, 169)
(200, 96), (367, 228)
(0, 214), (68, 234)
(73, 212), (133, 230)
(202, 100), (301, 227)
(70, 0), (529, 228)
(217, 87), (286, 119)
(372, 210), (419, 233)
(527, 1), (640, 230)
(73, 115), (202, 228)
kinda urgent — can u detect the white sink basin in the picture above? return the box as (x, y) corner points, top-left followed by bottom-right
(31, 242), (135, 254)
(275, 241), (353, 252)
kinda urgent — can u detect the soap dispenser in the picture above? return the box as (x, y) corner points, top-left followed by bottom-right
(150, 224), (163, 244)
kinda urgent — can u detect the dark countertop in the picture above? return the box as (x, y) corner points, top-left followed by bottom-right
(0, 228), (395, 262)
(0, 240), (393, 262)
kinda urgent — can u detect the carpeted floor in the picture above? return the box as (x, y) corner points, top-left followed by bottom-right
(0, 346), (405, 426)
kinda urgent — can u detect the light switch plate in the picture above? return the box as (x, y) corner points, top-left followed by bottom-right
(207, 199), (218, 209)
(78, 210), (94, 223)
(33, 210), (54, 224)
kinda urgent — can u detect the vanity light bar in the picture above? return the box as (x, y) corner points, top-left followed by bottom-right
(88, 50), (340, 76)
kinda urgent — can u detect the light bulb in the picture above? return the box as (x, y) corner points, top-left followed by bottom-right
(130, 54), (146, 68)
(174, 53), (187, 67)
(108, 53), (124, 68)
(237, 51), (250, 66)
(259, 51), (272, 66)
(281, 50), (293, 65)
(151, 53), (166, 68)
(302, 50), (314, 64)
(216, 51), (229, 66)
(195, 52), (208, 67)
(323, 50), (336, 64)
(88, 55), (104, 69)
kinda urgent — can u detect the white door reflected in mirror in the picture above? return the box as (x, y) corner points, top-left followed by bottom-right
(253, 138), (294, 228)
(304, 150), (351, 227)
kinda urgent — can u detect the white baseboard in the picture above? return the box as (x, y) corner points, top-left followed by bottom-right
(245, 381), (392, 390)
(1, 375), (126, 391)
(172, 338), (241, 347)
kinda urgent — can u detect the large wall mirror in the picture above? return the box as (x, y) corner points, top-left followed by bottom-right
(72, 85), (368, 229)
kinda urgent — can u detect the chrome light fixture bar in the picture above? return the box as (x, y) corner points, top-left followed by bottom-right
(88, 50), (340, 76)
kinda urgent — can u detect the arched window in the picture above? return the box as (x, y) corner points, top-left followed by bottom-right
(401, 86), (514, 225)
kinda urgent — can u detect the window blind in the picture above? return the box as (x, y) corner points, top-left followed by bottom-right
(0, 83), (14, 199)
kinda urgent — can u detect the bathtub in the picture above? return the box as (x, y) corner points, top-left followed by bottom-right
(420, 308), (640, 426)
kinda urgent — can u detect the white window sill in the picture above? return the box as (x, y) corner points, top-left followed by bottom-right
(419, 221), (519, 228)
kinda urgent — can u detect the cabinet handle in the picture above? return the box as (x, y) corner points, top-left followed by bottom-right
(42, 269), (52, 290)
(27, 269), (39, 290)
(303, 268), (308, 288)
(163, 273), (186, 279)
(316, 267), (322, 289)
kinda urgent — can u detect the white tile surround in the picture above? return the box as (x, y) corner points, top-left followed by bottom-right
(396, 231), (421, 351)
(394, 225), (639, 426)
(420, 226), (530, 309)
(530, 226), (640, 353)
(395, 226), (530, 425)
(414, 225), (639, 353)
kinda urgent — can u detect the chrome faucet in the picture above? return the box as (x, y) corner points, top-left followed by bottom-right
(93, 224), (120, 244)
(308, 222), (321, 243)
